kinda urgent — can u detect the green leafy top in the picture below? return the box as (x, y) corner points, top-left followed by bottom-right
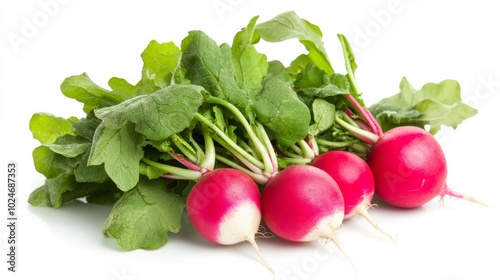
(369, 77), (478, 134)
(255, 11), (333, 75)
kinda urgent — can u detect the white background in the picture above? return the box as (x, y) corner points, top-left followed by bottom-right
(1, 0), (500, 280)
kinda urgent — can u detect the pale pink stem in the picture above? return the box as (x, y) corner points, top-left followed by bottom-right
(169, 151), (202, 172)
(364, 108), (383, 137)
(345, 94), (382, 137)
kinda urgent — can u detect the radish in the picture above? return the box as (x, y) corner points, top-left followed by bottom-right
(332, 35), (485, 209)
(367, 125), (487, 208)
(338, 95), (486, 208)
(367, 126), (447, 208)
(312, 150), (395, 240)
(261, 165), (350, 260)
(186, 168), (273, 273)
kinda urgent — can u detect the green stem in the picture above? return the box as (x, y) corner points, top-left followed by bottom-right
(298, 139), (316, 160)
(348, 142), (370, 154)
(289, 143), (303, 155)
(205, 96), (274, 175)
(171, 134), (198, 164)
(338, 34), (361, 100)
(277, 137), (317, 164)
(188, 133), (205, 165)
(237, 137), (257, 157)
(199, 128), (215, 172)
(195, 112), (265, 171)
(211, 133), (264, 175)
(316, 138), (359, 149)
(342, 111), (363, 128)
(141, 157), (202, 181)
(335, 115), (379, 144)
(215, 155), (268, 185)
(280, 157), (313, 165)
(279, 148), (303, 158)
(255, 122), (278, 176)
(309, 136), (319, 157)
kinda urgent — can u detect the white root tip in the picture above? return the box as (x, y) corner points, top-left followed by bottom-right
(440, 185), (490, 208)
(440, 194), (490, 208)
(246, 237), (275, 276)
(355, 203), (398, 243)
(320, 222), (356, 270)
(320, 234), (357, 271)
(460, 193), (490, 208)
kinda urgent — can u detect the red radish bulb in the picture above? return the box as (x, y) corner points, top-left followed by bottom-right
(312, 150), (395, 240)
(261, 165), (349, 259)
(367, 126), (447, 208)
(340, 95), (486, 208)
(186, 168), (273, 273)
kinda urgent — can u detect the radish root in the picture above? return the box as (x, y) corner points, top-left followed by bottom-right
(246, 237), (274, 275)
(354, 202), (398, 243)
(439, 184), (489, 208)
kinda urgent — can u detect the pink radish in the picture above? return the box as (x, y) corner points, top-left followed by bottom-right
(261, 165), (349, 259)
(186, 168), (273, 273)
(312, 150), (395, 240)
(340, 95), (486, 208)
(367, 126), (487, 208)
(367, 126), (448, 208)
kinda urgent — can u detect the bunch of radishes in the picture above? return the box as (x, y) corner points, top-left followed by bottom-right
(27, 10), (484, 276)
(185, 95), (484, 275)
(152, 15), (489, 275)
(173, 18), (484, 274)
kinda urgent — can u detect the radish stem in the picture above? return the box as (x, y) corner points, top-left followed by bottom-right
(195, 112), (265, 171)
(168, 151), (202, 172)
(141, 157), (202, 181)
(335, 116), (379, 144)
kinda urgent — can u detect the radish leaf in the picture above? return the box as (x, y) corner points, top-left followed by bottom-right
(255, 11), (333, 75)
(94, 84), (204, 141)
(102, 177), (185, 250)
(139, 40), (183, 93)
(88, 123), (146, 191)
(29, 113), (76, 144)
(254, 61), (311, 147)
(60, 73), (124, 113)
(231, 15), (268, 100)
(369, 77), (478, 134)
(181, 31), (249, 112)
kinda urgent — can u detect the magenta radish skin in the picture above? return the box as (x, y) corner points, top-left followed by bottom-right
(312, 150), (374, 218)
(261, 165), (344, 242)
(367, 126), (447, 208)
(340, 94), (485, 208)
(186, 168), (261, 244)
(312, 150), (395, 240)
(186, 168), (274, 273)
